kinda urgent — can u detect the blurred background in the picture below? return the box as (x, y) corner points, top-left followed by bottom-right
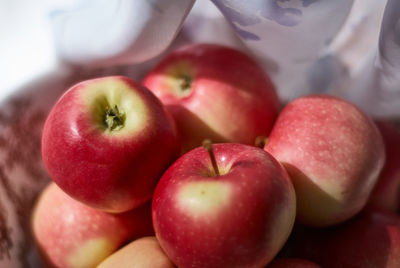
(1, 0), (399, 119)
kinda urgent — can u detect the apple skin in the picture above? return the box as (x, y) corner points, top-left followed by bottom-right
(286, 209), (400, 268)
(367, 120), (400, 212)
(97, 236), (175, 268)
(142, 43), (280, 153)
(152, 143), (296, 268)
(268, 258), (322, 268)
(31, 183), (154, 268)
(41, 76), (180, 212)
(265, 95), (385, 227)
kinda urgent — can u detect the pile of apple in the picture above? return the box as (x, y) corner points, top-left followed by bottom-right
(32, 44), (400, 268)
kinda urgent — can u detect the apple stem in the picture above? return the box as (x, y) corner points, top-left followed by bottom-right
(202, 139), (220, 176)
(254, 136), (268, 149)
(105, 105), (125, 131)
(178, 75), (192, 91)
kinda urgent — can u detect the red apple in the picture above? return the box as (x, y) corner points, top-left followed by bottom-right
(152, 142), (296, 268)
(41, 76), (180, 212)
(286, 209), (400, 268)
(367, 120), (400, 212)
(142, 43), (280, 153)
(31, 183), (154, 268)
(97, 236), (175, 268)
(268, 258), (322, 268)
(265, 95), (385, 227)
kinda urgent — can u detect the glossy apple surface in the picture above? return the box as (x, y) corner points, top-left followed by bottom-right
(287, 209), (400, 268)
(41, 76), (180, 212)
(367, 120), (400, 212)
(265, 95), (385, 226)
(143, 43), (280, 152)
(31, 183), (154, 268)
(152, 143), (296, 268)
(97, 236), (175, 268)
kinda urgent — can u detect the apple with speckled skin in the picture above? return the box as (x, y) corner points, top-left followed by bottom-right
(265, 95), (385, 227)
(268, 258), (322, 268)
(367, 120), (400, 212)
(97, 236), (175, 268)
(142, 43), (280, 153)
(31, 183), (154, 268)
(152, 143), (296, 268)
(41, 76), (180, 213)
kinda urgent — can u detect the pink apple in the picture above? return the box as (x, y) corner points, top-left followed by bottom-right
(142, 43), (280, 153)
(97, 236), (175, 268)
(41, 76), (180, 212)
(367, 120), (400, 212)
(268, 258), (322, 268)
(286, 208), (400, 268)
(31, 183), (154, 268)
(265, 95), (385, 227)
(152, 143), (296, 268)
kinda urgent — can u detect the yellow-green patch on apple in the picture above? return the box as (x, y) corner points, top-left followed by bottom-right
(177, 181), (232, 218)
(81, 78), (149, 136)
(165, 61), (195, 98)
(67, 237), (116, 268)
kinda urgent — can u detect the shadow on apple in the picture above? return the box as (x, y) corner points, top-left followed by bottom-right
(284, 209), (394, 268)
(282, 163), (359, 227)
(166, 104), (228, 153)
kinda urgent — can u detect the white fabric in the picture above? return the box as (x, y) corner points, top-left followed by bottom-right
(1, 0), (399, 117)
(51, 0), (195, 66)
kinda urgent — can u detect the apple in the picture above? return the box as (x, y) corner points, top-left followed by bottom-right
(142, 43), (280, 153)
(268, 258), (322, 268)
(367, 120), (400, 212)
(31, 183), (154, 268)
(286, 208), (400, 268)
(265, 95), (385, 227)
(152, 142), (296, 268)
(97, 236), (175, 268)
(41, 76), (180, 212)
